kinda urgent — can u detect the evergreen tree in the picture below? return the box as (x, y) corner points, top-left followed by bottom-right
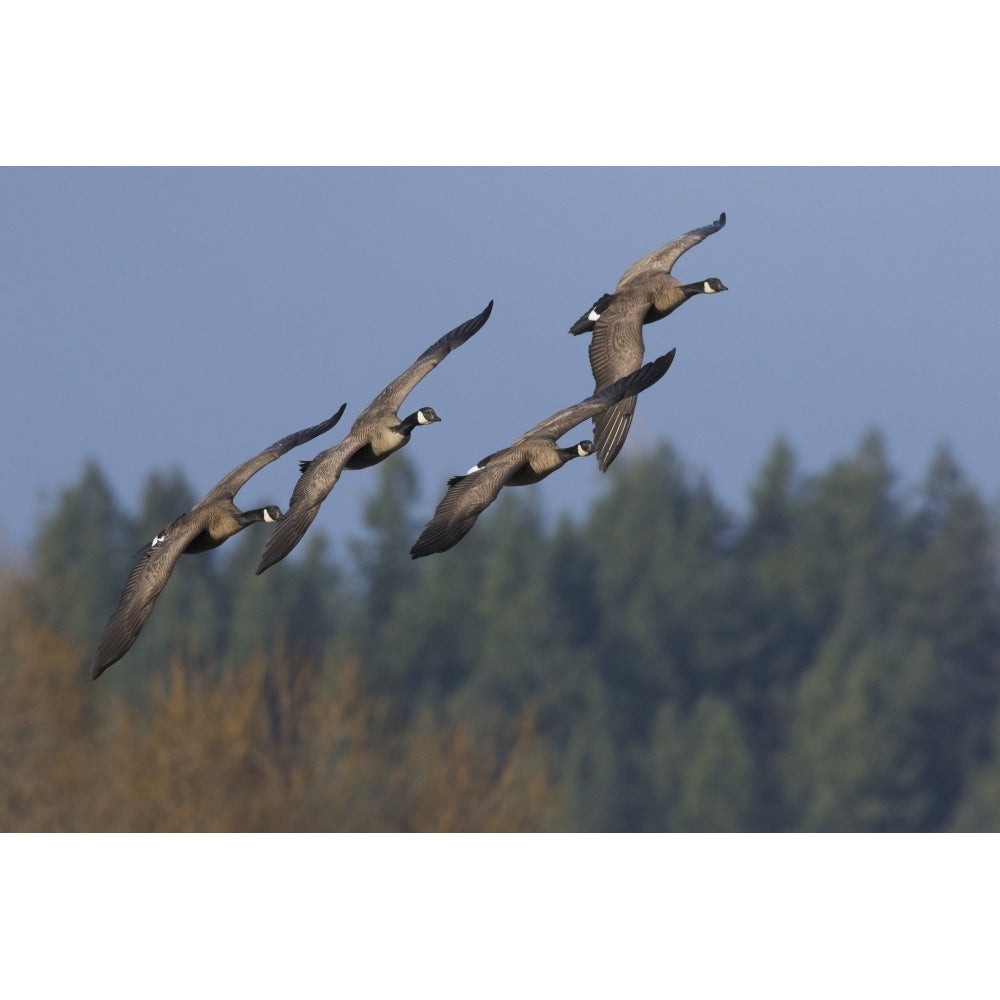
(899, 445), (1000, 780)
(786, 587), (963, 832)
(584, 443), (736, 732)
(380, 526), (490, 704)
(643, 696), (759, 831)
(795, 429), (903, 633)
(349, 455), (422, 611)
(346, 455), (430, 692)
(904, 445), (1000, 680)
(28, 459), (132, 651)
(735, 438), (819, 824)
(558, 687), (624, 831)
(461, 492), (552, 711)
(222, 527), (343, 665)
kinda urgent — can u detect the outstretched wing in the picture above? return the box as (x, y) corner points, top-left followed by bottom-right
(195, 403), (347, 508)
(410, 453), (521, 558)
(255, 435), (360, 574)
(360, 301), (493, 418)
(585, 306), (647, 471)
(521, 349), (676, 445)
(588, 308), (647, 394)
(91, 516), (205, 680)
(254, 496), (323, 575)
(615, 212), (726, 289)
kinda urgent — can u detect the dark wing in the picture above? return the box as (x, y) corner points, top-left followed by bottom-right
(586, 306), (647, 471)
(615, 212), (726, 289)
(593, 403), (634, 474)
(588, 306), (647, 393)
(359, 301), (493, 418)
(255, 435), (360, 574)
(519, 349), (676, 445)
(568, 292), (614, 336)
(410, 451), (523, 558)
(91, 515), (206, 679)
(195, 404), (347, 508)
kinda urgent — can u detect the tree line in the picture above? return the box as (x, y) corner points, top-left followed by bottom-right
(3, 428), (1000, 831)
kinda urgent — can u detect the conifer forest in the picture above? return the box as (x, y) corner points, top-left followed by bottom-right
(4, 429), (999, 832)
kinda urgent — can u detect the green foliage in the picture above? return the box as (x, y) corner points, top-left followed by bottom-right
(787, 609), (961, 831)
(13, 429), (1000, 831)
(28, 459), (132, 649)
(584, 443), (741, 730)
(644, 697), (759, 831)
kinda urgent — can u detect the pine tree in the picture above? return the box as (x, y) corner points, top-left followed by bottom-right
(28, 459), (132, 652)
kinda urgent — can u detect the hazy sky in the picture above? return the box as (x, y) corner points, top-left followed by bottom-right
(2, 167), (998, 564)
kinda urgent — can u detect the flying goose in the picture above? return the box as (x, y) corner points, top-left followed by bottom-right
(410, 348), (676, 559)
(256, 300), (494, 575)
(91, 404), (347, 680)
(568, 212), (727, 472)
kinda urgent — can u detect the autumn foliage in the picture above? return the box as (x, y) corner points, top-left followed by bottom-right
(1, 577), (558, 832)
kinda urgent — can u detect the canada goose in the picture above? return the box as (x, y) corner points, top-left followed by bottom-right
(568, 212), (727, 472)
(91, 405), (347, 680)
(410, 348), (676, 558)
(255, 300), (494, 575)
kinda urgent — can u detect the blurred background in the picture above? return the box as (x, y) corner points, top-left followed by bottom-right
(3, 167), (999, 831)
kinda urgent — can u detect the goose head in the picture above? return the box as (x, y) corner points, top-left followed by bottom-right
(240, 504), (283, 527)
(559, 441), (595, 461)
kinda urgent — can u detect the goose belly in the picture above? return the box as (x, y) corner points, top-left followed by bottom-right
(185, 504), (242, 553)
(345, 432), (407, 470)
(508, 458), (561, 487)
(184, 530), (228, 554)
(647, 276), (686, 322)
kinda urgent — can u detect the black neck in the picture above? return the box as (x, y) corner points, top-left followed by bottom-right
(397, 411), (422, 433)
(238, 507), (271, 527)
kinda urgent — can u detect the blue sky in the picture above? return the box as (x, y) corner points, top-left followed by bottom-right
(2, 167), (998, 563)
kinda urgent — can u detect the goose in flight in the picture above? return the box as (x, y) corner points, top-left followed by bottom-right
(568, 212), (726, 471)
(92, 404), (347, 679)
(410, 348), (676, 558)
(256, 300), (494, 575)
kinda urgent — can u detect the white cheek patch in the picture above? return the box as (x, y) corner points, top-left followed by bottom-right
(151, 531), (166, 548)
(263, 509), (278, 523)
(587, 308), (602, 322)
(466, 463), (484, 475)
(703, 281), (717, 294)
